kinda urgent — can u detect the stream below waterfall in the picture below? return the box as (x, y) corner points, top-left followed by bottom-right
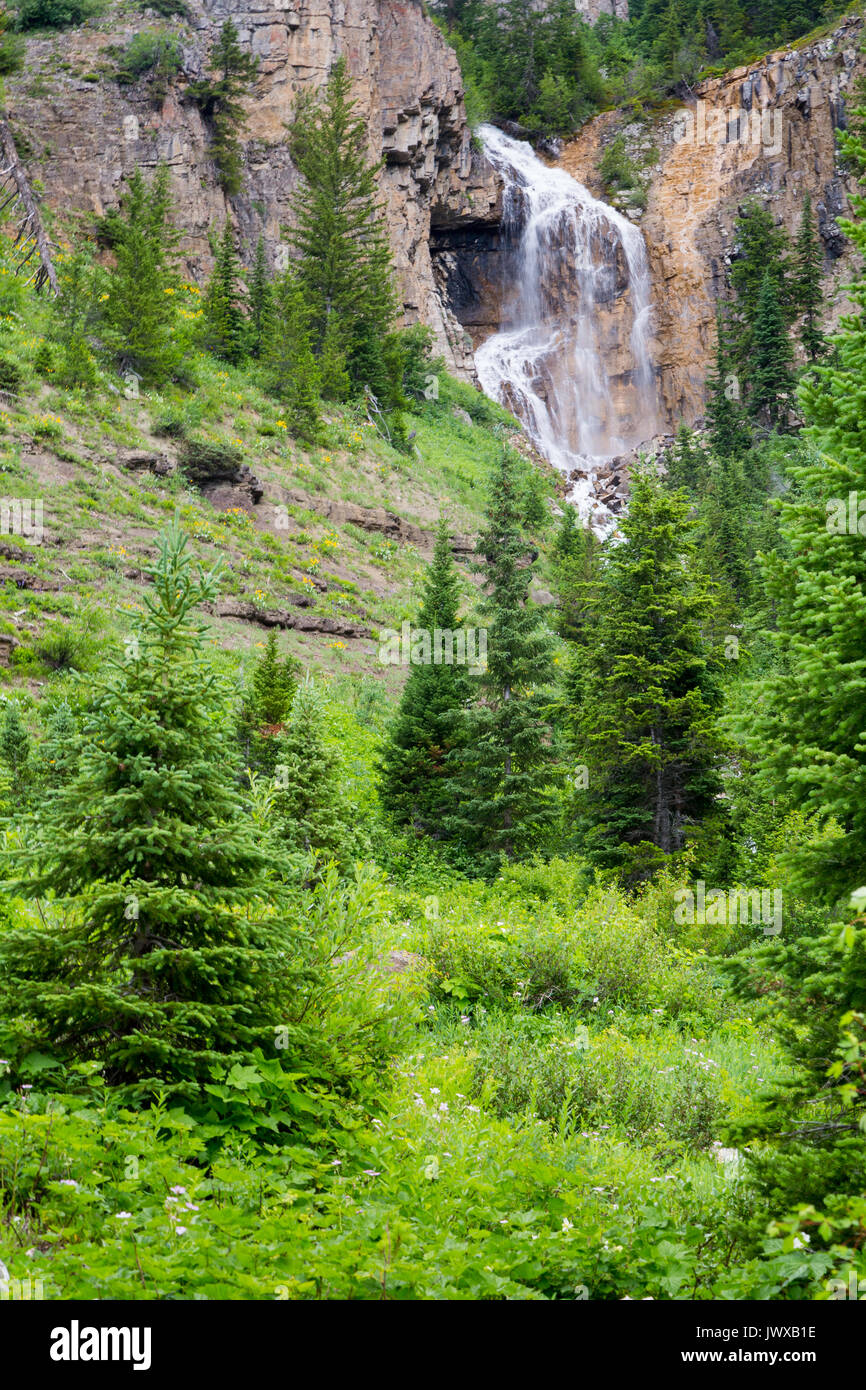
(474, 125), (660, 525)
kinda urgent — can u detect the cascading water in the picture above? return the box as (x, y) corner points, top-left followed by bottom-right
(474, 124), (659, 524)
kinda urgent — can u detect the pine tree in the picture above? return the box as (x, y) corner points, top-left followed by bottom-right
(572, 468), (723, 870)
(379, 518), (473, 834)
(271, 679), (354, 872)
(0, 523), (321, 1098)
(750, 184), (866, 902)
(445, 448), (559, 868)
(794, 192), (827, 362)
(236, 630), (299, 778)
(202, 220), (247, 364)
(705, 300), (751, 459)
(750, 269), (795, 428)
(0, 698), (30, 804)
(101, 165), (182, 385)
(265, 268), (321, 438)
(663, 421), (710, 495)
(49, 248), (100, 388)
(248, 235), (274, 359)
(189, 20), (259, 195)
(287, 57), (398, 397)
(729, 200), (792, 364)
(40, 699), (77, 789)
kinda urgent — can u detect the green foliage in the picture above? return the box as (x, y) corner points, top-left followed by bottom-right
(569, 469), (723, 871)
(13, 0), (100, 31)
(287, 56), (398, 402)
(100, 165), (183, 386)
(794, 192), (827, 362)
(188, 20), (259, 195)
(264, 268), (321, 438)
(116, 30), (182, 100)
(0, 523), (325, 1102)
(598, 134), (648, 209)
(750, 270), (795, 428)
(47, 248), (100, 388)
(445, 447), (559, 869)
(247, 234), (273, 360)
(379, 517), (473, 835)
(236, 629), (299, 777)
(201, 221), (247, 365)
(269, 679), (361, 875)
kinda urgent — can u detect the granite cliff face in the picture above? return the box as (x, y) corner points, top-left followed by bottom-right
(5, 0), (498, 373)
(560, 10), (866, 430)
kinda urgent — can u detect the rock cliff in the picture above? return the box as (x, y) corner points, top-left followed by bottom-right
(5, 0), (498, 373)
(561, 10), (866, 429)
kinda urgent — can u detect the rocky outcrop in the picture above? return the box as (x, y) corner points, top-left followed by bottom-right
(561, 11), (866, 429)
(6, 0), (499, 373)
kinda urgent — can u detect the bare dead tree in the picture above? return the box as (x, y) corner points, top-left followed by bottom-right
(0, 116), (57, 294)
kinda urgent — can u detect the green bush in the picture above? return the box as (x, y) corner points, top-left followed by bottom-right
(0, 355), (23, 392)
(14, 0), (100, 31)
(116, 31), (182, 99)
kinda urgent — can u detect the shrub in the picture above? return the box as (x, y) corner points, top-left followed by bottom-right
(0, 355), (23, 392)
(116, 31), (182, 100)
(14, 0), (100, 30)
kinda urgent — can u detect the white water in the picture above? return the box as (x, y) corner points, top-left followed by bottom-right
(474, 125), (659, 522)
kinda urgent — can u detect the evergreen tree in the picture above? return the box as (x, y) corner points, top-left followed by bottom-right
(750, 269), (795, 428)
(729, 200), (792, 364)
(248, 234), (274, 359)
(379, 518), (473, 834)
(445, 448), (559, 868)
(572, 469), (723, 869)
(705, 300), (751, 459)
(202, 220), (247, 365)
(663, 421), (710, 495)
(750, 183), (866, 901)
(0, 524), (321, 1098)
(271, 679), (355, 872)
(794, 192), (827, 362)
(40, 699), (77, 789)
(101, 165), (182, 385)
(0, 697), (30, 804)
(287, 57), (398, 398)
(264, 268), (321, 438)
(49, 248), (100, 388)
(236, 630), (299, 778)
(189, 20), (259, 195)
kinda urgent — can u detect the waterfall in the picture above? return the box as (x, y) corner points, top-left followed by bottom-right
(474, 124), (659, 523)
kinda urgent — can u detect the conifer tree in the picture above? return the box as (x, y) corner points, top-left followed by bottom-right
(101, 165), (182, 385)
(445, 448), (559, 868)
(248, 235), (274, 359)
(751, 179), (866, 901)
(750, 269), (795, 428)
(265, 269), (321, 438)
(0, 524), (321, 1097)
(663, 421), (710, 495)
(189, 20), (259, 195)
(705, 301), (751, 459)
(202, 220), (247, 365)
(572, 469), (723, 869)
(729, 200), (792, 364)
(0, 698), (30, 804)
(236, 630), (299, 778)
(271, 679), (354, 872)
(40, 699), (77, 789)
(794, 192), (827, 362)
(49, 249), (100, 388)
(379, 518), (473, 834)
(286, 57), (398, 398)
